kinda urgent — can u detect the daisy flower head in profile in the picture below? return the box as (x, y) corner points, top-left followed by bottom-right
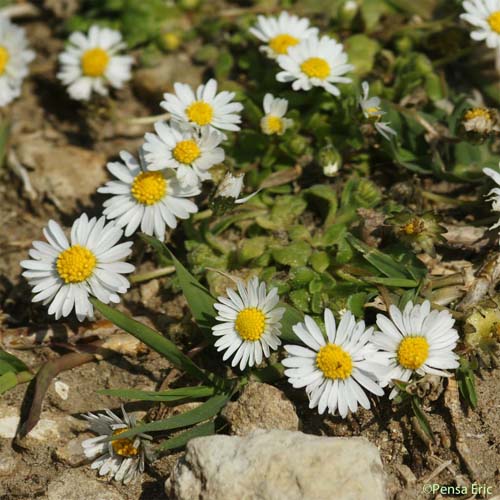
(372, 300), (460, 399)
(276, 35), (354, 96)
(98, 150), (200, 241)
(260, 93), (293, 136)
(483, 163), (500, 228)
(282, 309), (384, 418)
(20, 214), (134, 321)
(211, 172), (259, 214)
(212, 277), (285, 371)
(359, 81), (397, 141)
(82, 405), (152, 484)
(0, 17), (35, 106)
(462, 107), (500, 135)
(142, 121), (225, 187)
(57, 25), (133, 101)
(460, 0), (500, 49)
(249, 11), (319, 59)
(160, 79), (243, 132)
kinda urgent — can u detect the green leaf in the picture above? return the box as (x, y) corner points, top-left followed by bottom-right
(272, 241), (312, 267)
(98, 386), (215, 402)
(0, 120), (9, 169)
(411, 396), (434, 442)
(362, 276), (417, 288)
(112, 393), (230, 440)
(279, 304), (303, 343)
(158, 420), (216, 452)
(91, 298), (209, 383)
(0, 371), (17, 395)
(346, 234), (411, 279)
(0, 349), (29, 375)
(141, 234), (217, 335)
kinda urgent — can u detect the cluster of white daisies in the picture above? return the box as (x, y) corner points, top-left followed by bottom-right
(12, 4), (500, 484)
(212, 277), (459, 418)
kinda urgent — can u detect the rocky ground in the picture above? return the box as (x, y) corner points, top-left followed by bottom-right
(0, 5), (499, 500)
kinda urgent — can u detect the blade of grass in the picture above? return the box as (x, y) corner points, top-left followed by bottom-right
(111, 393), (230, 440)
(158, 420), (216, 452)
(91, 298), (209, 384)
(141, 234), (216, 335)
(346, 234), (411, 279)
(98, 386), (215, 402)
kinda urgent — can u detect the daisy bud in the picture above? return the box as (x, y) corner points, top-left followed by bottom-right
(211, 172), (258, 215)
(389, 211), (446, 257)
(318, 145), (342, 177)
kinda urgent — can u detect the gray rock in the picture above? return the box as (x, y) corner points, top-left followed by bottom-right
(132, 54), (203, 104)
(47, 469), (125, 500)
(166, 430), (387, 500)
(221, 382), (299, 436)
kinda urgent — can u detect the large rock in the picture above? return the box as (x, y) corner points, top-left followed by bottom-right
(15, 139), (107, 214)
(166, 430), (386, 500)
(221, 382), (299, 435)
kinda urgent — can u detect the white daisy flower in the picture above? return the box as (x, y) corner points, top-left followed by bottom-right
(276, 35), (354, 96)
(0, 17), (35, 106)
(249, 11), (319, 59)
(82, 406), (152, 484)
(57, 25), (133, 101)
(260, 93), (293, 135)
(20, 214), (134, 321)
(98, 150), (200, 241)
(359, 81), (397, 141)
(212, 277), (285, 370)
(160, 79), (243, 132)
(460, 0), (500, 49)
(371, 300), (460, 399)
(483, 164), (500, 228)
(283, 309), (384, 418)
(142, 121), (225, 186)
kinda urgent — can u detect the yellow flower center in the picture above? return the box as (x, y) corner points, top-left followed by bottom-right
(269, 34), (299, 55)
(131, 171), (167, 205)
(464, 107), (491, 122)
(111, 428), (139, 457)
(81, 47), (110, 77)
(488, 11), (500, 34)
(234, 307), (266, 341)
(316, 344), (353, 380)
(366, 106), (380, 117)
(397, 336), (429, 370)
(186, 101), (214, 126)
(401, 218), (424, 235)
(0, 46), (10, 75)
(300, 57), (330, 79)
(173, 139), (201, 164)
(56, 245), (96, 284)
(262, 115), (284, 135)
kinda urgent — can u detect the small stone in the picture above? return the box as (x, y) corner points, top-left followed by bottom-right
(47, 469), (125, 500)
(394, 463), (417, 486)
(221, 382), (299, 435)
(0, 446), (17, 477)
(54, 436), (87, 467)
(132, 55), (203, 104)
(54, 380), (70, 400)
(166, 430), (386, 500)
